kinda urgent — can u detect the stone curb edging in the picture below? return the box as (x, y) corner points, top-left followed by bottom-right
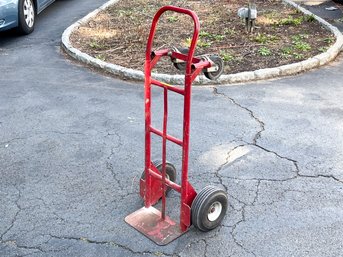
(62, 0), (343, 85)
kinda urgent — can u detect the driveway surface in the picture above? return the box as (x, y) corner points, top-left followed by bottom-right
(1, 1), (343, 256)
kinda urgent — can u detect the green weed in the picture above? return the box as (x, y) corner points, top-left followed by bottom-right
(304, 14), (315, 22)
(280, 46), (293, 58)
(198, 41), (212, 48)
(220, 51), (235, 62)
(224, 28), (237, 36)
(293, 53), (304, 59)
(199, 31), (225, 41)
(167, 16), (178, 22)
(294, 41), (311, 51)
(184, 37), (211, 48)
(318, 46), (329, 52)
(323, 37), (334, 44)
(254, 33), (278, 44)
(278, 16), (303, 26)
(95, 54), (106, 61)
(291, 34), (309, 43)
(258, 47), (272, 56)
(89, 41), (102, 49)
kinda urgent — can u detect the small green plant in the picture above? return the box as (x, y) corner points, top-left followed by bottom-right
(258, 47), (272, 56)
(294, 41), (311, 51)
(184, 37), (211, 48)
(199, 31), (210, 38)
(291, 34), (309, 43)
(198, 41), (212, 48)
(293, 53), (304, 59)
(318, 46), (329, 53)
(254, 33), (268, 44)
(281, 46), (293, 55)
(323, 37), (334, 44)
(95, 54), (106, 61)
(304, 14), (315, 22)
(184, 37), (192, 47)
(254, 33), (278, 44)
(278, 16), (303, 26)
(89, 41), (101, 49)
(199, 31), (225, 41)
(167, 16), (178, 22)
(280, 46), (293, 58)
(224, 28), (236, 36)
(213, 34), (225, 41)
(220, 51), (235, 62)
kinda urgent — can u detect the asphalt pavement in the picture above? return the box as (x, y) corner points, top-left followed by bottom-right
(1, 0), (343, 256)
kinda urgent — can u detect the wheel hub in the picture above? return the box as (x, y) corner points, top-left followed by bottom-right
(23, 0), (34, 28)
(207, 201), (222, 221)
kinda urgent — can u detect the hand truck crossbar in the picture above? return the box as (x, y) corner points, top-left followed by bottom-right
(151, 79), (185, 95)
(149, 126), (183, 146)
(148, 164), (182, 193)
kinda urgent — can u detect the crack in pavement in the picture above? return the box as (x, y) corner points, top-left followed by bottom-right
(230, 204), (257, 257)
(212, 87), (265, 144)
(48, 235), (175, 256)
(0, 187), (22, 241)
(253, 143), (343, 184)
(105, 129), (128, 193)
(0, 240), (44, 253)
(0, 187), (44, 254)
(178, 228), (223, 257)
(214, 144), (247, 193)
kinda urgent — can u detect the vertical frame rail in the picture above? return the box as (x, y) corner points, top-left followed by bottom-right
(161, 87), (168, 219)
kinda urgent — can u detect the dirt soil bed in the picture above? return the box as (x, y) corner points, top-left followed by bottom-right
(70, 0), (334, 75)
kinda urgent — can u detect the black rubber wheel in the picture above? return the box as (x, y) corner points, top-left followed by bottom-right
(203, 55), (224, 81)
(17, 0), (35, 35)
(172, 48), (189, 71)
(191, 186), (228, 231)
(141, 161), (177, 194)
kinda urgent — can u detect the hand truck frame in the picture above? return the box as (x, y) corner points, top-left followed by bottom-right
(125, 5), (228, 246)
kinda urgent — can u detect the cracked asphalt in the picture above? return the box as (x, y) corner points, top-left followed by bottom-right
(1, 0), (343, 256)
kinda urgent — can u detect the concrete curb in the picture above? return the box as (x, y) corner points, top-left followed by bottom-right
(61, 0), (343, 85)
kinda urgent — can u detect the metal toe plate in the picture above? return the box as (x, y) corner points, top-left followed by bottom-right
(125, 207), (185, 245)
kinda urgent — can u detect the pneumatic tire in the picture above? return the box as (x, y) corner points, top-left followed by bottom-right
(191, 186), (228, 231)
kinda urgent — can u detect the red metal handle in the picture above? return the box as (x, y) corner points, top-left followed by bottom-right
(145, 5), (200, 76)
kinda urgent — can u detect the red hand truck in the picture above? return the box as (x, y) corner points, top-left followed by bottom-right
(125, 6), (228, 246)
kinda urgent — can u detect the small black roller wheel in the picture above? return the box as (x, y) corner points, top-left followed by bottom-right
(204, 55), (224, 81)
(172, 48), (189, 71)
(191, 186), (228, 231)
(141, 161), (176, 194)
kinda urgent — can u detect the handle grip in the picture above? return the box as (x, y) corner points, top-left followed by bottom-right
(145, 6), (200, 75)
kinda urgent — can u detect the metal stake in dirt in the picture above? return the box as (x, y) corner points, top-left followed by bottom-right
(238, 1), (257, 33)
(125, 5), (228, 246)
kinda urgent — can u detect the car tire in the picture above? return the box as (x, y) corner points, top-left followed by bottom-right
(17, 0), (35, 35)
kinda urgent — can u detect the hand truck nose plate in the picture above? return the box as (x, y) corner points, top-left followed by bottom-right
(125, 206), (185, 245)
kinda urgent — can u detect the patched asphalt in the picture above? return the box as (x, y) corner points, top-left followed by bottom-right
(1, 1), (343, 256)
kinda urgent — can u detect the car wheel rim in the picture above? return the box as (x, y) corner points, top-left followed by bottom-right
(23, 0), (34, 28)
(207, 201), (222, 222)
